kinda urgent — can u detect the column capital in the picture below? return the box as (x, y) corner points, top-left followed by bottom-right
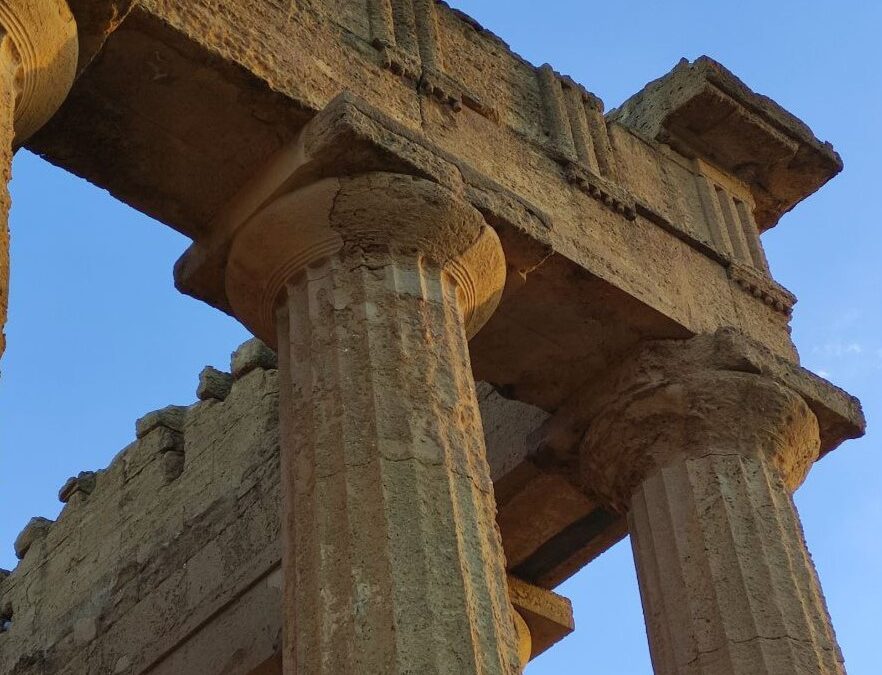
(225, 172), (506, 346)
(0, 0), (78, 144)
(581, 331), (820, 512)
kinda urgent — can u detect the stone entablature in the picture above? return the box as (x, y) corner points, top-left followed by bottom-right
(30, 2), (839, 369)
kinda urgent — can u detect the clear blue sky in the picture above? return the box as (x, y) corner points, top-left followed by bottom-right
(1, 1), (879, 672)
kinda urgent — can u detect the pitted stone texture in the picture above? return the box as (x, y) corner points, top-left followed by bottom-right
(584, 369), (819, 511)
(160, 449), (185, 483)
(58, 471), (98, 503)
(13, 517), (52, 560)
(609, 56), (842, 231)
(231, 338), (277, 379)
(225, 172), (507, 347)
(0, 57), (13, 365)
(582, 329), (822, 509)
(135, 405), (186, 438)
(196, 365), (233, 401)
(0, 367), (282, 674)
(629, 452), (843, 674)
(274, 247), (518, 671)
(0, 0), (78, 145)
(582, 331), (842, 674)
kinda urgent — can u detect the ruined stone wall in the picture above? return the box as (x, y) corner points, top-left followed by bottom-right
(0, 340), (550, 674)
(0, 341), (283, 674)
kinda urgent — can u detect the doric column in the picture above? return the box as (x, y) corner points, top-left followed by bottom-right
(225, 172), (521, 673)
(582, 334), (843, 674)
(0, 0), (78, 361)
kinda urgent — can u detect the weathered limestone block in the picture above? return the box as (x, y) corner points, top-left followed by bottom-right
(13, 517), (52, 560)
(231, 338), (277, 379)
(133, 404), (189, 483)
(507, 575), (574, 661)
(0, 0), (78, 362)
(196, 365), (233, 401)
(582, 332), (844, 674)
(135, 404), (186, 438)
(609, 57), (842, 230)
(222, 172), (520, 673)
(0, 366), (282, 675)
(58, 470), (97, 503)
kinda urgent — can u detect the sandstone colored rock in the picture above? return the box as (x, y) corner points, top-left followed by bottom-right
(58, 471), (97, 503)
(135, 404), (186, 438)
(13, 517), (52, 560)
(507, 575), (575, 660)
(224, 172), (519, 673)
(582, 332), (844, 674)
(609, 57), (842, 230)
(160, 448), (185, 483)
(196, 365), (233, 401)
(231, 339), (277, 380)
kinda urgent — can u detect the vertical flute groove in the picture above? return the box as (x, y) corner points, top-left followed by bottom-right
(389, 0), (419, 58)
(279, 251), (519, 674)
(629, 453), (845, 674)
(537, 65), (577, 163)
(563, 85), (601, 175)
(412, 0), (441, 71)
(367, 0), (396, 46)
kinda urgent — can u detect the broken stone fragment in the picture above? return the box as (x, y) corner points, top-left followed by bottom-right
(14, 517), (53, 560)
(197, 366), (233, 401)
(58, 471), (98, 503)
(135, 405), (187, 439)
(231, 338), (277, 379)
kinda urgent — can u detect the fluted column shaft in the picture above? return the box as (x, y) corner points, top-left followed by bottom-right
(226, 173), (520, 674)
(629, 447), (841, 673)
(582, 334), (844, 675)
(0, 0), (78, 362)
(277, 251), (516, 673)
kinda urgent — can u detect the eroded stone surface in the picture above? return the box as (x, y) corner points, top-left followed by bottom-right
(134, 404), (186, 438)
(610, 57), (843, 229)
(582, 332), (844, 674)
(0, 0), (79, 366)
(231, 338), (277, 380)
(13, 517), (52, 560)
(58, 471), (98, 503)
(0, 345), (557, 674)
(196, 365), (233, 401)
(234, 173), (519, 673)
(0, 360), (282, 674)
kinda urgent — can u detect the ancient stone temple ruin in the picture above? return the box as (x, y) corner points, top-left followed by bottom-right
(0, 1), (866, 673)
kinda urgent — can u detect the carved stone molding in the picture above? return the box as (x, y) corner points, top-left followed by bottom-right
(225, 172), (506, 347)
(728, 260), (796, 316)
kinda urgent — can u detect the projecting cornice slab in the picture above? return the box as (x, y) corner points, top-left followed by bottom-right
(610, 56), (843, 230)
